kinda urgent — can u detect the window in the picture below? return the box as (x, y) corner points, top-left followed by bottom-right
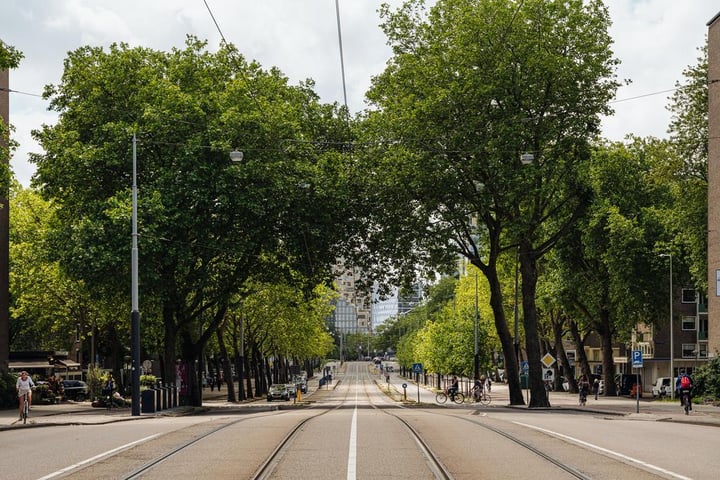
(681, 343), (697, 358)
(681, 316), (696, 331)
(698, 342), (708, 358)
(681, 288), (697, 303)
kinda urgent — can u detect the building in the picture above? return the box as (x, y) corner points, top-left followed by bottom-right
(707, 11), (720, 357)
(331, 260), (371, 335)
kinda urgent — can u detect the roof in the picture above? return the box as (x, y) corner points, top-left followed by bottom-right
(708, 11), (720, 26)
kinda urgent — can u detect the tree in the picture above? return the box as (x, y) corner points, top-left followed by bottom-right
(353, 0), (619, 406)
(32, 37), (354, 405)
(664, 45), (708, 290)
(548, 139), (673, 395)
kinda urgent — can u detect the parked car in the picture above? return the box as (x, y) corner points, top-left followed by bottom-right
(286, 383), (297, 396)
(61, 379), (89, 401)
(652, 377), (676, 398)
(267, 384), (290, 401)
(291, 375), (308, 393)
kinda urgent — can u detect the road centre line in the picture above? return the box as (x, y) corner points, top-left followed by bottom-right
(513, 422), (692, 480)
(37, 433), (162, 480)
(346, 374), (359, 480)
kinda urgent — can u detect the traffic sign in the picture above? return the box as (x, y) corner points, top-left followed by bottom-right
(541, 353), (556, 368)
(632, 350), (643, 368)
(542, 368), (555, 381)
(521, 361), (529, 374)
(412, 363), (423, 373)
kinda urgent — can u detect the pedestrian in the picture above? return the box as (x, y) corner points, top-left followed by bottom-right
(216, 373), (222, 391)
(593, 378), (600, 400)
(209, 375), (215, 391)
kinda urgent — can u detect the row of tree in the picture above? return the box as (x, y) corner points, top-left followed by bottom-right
(1, 0), (709, 407)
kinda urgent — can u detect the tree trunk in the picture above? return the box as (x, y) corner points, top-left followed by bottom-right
(216, 327), (236, 402)
(595, 308), (617, 396)
(520, 249), (550, 408)
(478, 261), (525, 405)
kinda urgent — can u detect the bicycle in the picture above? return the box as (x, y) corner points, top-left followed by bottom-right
(472, 386), (491, 406)
(436, 388), (464, 404)
(681, 389), (692, 415)
(20, 392), (29, 424)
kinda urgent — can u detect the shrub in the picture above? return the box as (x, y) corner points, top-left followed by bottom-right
(0, 373), (18, 408)
(693, 357), (720, 401)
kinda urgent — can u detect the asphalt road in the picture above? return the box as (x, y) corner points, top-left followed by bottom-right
(2, 362), (720, 479)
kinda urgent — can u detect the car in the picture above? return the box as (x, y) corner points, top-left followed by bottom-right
(62, 379), (89, 401)
(652, 377), (676, 398)
(291, 375), (308, 393)
(286, 383), (297, 396)
(267, 384), (290, 401)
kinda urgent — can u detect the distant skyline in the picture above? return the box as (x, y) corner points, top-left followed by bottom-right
(2, 0), (718, 186)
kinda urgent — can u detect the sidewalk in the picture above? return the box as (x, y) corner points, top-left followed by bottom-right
(376, 365), (720, 427)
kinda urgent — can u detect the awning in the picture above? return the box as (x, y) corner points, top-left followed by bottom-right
(56, 359), (81, 371)
(8, 361), (53, 370)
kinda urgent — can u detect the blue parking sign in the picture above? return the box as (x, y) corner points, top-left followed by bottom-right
(632, 350), (643, 368)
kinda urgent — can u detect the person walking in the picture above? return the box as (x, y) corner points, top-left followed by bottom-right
(593, 377), (600, 400)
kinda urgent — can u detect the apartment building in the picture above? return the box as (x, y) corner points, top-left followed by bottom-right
(708, 11), (720, 357)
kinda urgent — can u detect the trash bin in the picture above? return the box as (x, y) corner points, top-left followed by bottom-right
(141, 389), (156, 413)
(520, 374), (529, 389)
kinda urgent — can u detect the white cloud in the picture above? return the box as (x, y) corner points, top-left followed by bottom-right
(2, 0), (719, 185)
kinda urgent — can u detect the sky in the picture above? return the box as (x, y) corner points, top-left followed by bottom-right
(2, 0), (719, 187)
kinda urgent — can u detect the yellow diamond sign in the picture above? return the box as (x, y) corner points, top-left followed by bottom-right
(541, 353), (556, 368)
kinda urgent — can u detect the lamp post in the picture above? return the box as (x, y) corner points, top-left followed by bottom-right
(514, 153), (533, 373)
(474, 271), (480, 381)
(130, 133), (140, 416)
(131, 144), (244, 415)
(661, 253), (673, 399)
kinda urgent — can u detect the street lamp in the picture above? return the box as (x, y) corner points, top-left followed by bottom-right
(514, 153), (533, 373)
(131, 142), (244, 415)
(474, 271), (480, 381)
(131, 133), (140, 416)
(660, 253), (673, 399)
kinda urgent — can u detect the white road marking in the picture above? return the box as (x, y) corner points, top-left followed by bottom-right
(513, 421), (692, 480)
(347, 376), (359, 480)
(37, 433), (162, 480)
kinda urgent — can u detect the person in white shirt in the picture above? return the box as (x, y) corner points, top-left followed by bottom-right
(16, 371), (35, 419)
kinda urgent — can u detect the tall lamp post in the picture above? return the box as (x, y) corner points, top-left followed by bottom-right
(131, 144), (245, 415)
(514, 153), (533, 373)
(130, 133), (140, 416)
(660, 253), (673, 399)
(474, 271), (480, 381)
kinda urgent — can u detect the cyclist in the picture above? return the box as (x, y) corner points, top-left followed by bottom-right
(448, 375), (459, 402)
(676, 370), (693, 411)
(472, 378), (483, 402)
(16, 371), (35, 420)
(578, 372), (590, 406)
(102, 374), (116, 406)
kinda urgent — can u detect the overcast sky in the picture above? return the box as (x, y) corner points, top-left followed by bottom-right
(2, 0), (719, 186)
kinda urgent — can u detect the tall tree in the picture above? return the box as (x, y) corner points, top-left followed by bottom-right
(354, 0), (619, 406)
(32, 37), (353, 405)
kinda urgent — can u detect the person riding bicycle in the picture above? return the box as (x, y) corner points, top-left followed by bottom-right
(102, 374), (116, 404)
(448, 375), (459, 401)
(676, 370), (693, 410)
(472, 378), (483, 401)
(16, 371), (35, 420)
(578, 372), (590, 405)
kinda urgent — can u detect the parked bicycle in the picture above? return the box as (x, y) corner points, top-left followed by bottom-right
(436, 388), (464, 404)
